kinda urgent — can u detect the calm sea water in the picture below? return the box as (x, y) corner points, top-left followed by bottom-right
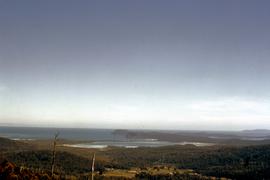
(0, 126), (124, 141)
(0, 126), (214, 148)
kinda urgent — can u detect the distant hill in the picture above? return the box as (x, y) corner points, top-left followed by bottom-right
(0, 137), (31, 152)
(112, 129), (270, 145)
(241, 129), (270, 137)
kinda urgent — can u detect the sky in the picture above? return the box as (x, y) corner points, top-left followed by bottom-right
(0, 0), (270, 130)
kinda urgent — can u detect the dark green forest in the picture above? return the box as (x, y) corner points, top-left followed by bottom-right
(3, 144), (270, 180)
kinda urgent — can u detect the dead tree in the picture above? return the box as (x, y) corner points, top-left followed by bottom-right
(51, 131), (59, 176)
(91, 153), (96, 180)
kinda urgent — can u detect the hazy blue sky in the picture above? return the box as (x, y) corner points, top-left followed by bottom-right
(1, 0), (270, 130)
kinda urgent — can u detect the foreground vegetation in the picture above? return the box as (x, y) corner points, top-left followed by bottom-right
(1, 137), (270, 179)
(0, 160), (228, 180)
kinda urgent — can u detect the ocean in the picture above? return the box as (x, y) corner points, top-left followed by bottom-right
(0, 126), (214, 148)
(0, 126), (122, 141)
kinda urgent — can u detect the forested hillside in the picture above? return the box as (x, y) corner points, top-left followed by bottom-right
(2, 145), (270, 178)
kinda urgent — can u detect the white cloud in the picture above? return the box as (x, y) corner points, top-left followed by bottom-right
(187, 97), (270, 129)
(189, 97), (270, 113)
(1, 92), (270, 130)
